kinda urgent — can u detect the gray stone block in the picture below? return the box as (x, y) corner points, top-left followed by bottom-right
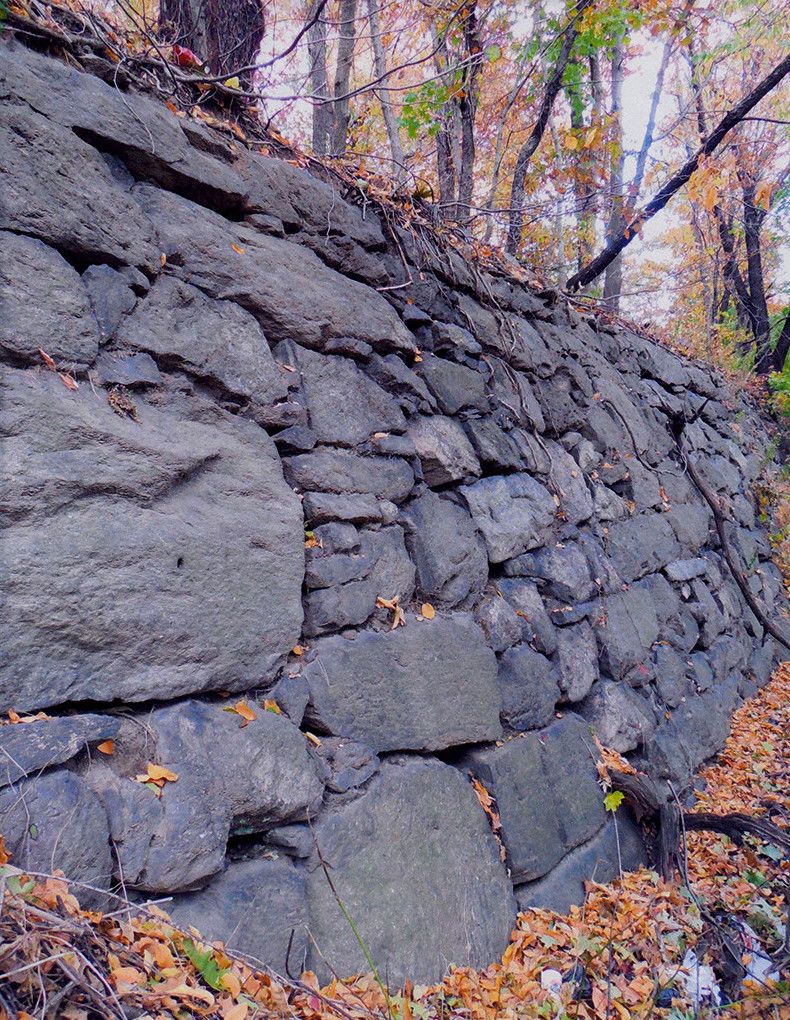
(305, 759), (516, 984)
(303, 615), (502, 752)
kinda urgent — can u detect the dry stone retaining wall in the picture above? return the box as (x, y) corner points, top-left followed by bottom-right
(0, 37), (786, 985)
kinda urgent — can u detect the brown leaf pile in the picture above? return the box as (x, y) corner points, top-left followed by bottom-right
(1, 663), (787, 1020)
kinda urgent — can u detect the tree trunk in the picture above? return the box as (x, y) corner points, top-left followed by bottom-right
(306, 0), (331, 154)
(366, 0), (407, 185)
(455, 0), (483, 224)
(431, 22), (457, 220)
(775, 310), (790, 372)
(565, 67), (596, 270)
(630, 35), (671, 204)
(329, 0), (358, 154)
(506, 0), (594, 255)
(739, 174), (772, 374)
(160, 0), (265, 84)
(160, 0), (209, 60)
(602, 41), (625, 311)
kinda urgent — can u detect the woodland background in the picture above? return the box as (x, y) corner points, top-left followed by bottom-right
(95, 0), (790, 404)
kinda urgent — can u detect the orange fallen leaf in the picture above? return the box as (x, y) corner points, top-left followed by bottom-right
(421, 602), (436, 619)
(223, 700), (256, 726)
(58, 372), (79, 391)
(96, 739), (115, 755)
(230, 243), (246, 255)
(262, 698), (281, 714)
(291, 645), (304, 656)
(38, 348), (57, 371)
(135, 763), (179, 788)
(220, 969), (242, 997)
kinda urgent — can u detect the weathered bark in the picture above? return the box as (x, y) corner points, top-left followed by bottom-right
(366, 0), (407, 184)
(160, 0), (265, 83)
(456, 1), (483, 222)
(739, 173), (772, 374)
(602, 41), (625, 311)
(306, 0), (331, 154)
(775, 309), (790, 372)
(506, 0), (594, 255)
(564, 62), (597, 269)
(160, 0), (209, 60)
(329, 0), (358, 154)
(431, 22), (457, 220)
(567, 50), (790, 293)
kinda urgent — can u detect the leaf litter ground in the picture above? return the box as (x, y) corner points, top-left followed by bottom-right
(0, 665), (787, 1020)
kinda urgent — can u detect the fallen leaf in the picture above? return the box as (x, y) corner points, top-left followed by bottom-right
(262, 699), (281, 714)
(58, 372), (79, 391)
(421, 602), (436, 619)
(135, 763), (179, 789)
(224, 700), (256, 726)
(220, 969), (242, 997)
(39, 349), (57, 371)
(96, 739), (115, 755)
(230, 243), (246, 255)
(291, 644), (304, 656)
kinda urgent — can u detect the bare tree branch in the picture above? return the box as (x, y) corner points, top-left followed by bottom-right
(567, 49), (790, 293)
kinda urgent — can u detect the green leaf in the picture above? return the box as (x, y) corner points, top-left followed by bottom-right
(485, 44), (501, 62)
(28, 823), (38, 840)
(604, 790), (625, 812)
(182, 938), (228, 991)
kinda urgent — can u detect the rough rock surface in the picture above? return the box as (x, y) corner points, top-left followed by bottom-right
(0, 37), (786, 986)
(304, 760), (517, 985)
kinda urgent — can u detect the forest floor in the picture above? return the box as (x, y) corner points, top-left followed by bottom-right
(0, 663), (787, 1020)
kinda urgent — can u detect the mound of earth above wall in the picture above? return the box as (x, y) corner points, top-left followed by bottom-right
(0, 37), (786, 986)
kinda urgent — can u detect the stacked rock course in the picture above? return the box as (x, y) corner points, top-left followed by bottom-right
(0, 38), (786, 986)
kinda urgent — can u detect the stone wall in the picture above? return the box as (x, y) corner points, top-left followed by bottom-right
(0, 38), (786, 986)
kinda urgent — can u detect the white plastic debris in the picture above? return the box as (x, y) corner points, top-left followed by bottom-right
(677, 949), (722, 1007)
(540, 968), (563, 1004)
(733, 919), (781, 986)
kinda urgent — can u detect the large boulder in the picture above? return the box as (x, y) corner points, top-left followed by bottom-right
(275, 341), (406, 445)
(0, 370), (304, 710)
(0, 771), (113, 906)
(463, 714), (606, 884)
(167, 856), (309, 974)
(305, 759), (517, 984)
(0, 102), (158, 270)
(302, 615), (502, 752)
(515, 812), (646, 913)
(116, 277), (291, 425)
(400, 491), (488, 607)
(134, 186), (415, 356)
(0, 232), (100, 368)
(84, 700), (324, 892)
(461, 473), (556, 563)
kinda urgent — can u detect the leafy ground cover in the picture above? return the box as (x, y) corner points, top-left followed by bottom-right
(0, 664), (787, 1020)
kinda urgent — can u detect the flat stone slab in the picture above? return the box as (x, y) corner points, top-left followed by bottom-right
(463, 713), (606, 884)
(302, 615), (502, 752)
